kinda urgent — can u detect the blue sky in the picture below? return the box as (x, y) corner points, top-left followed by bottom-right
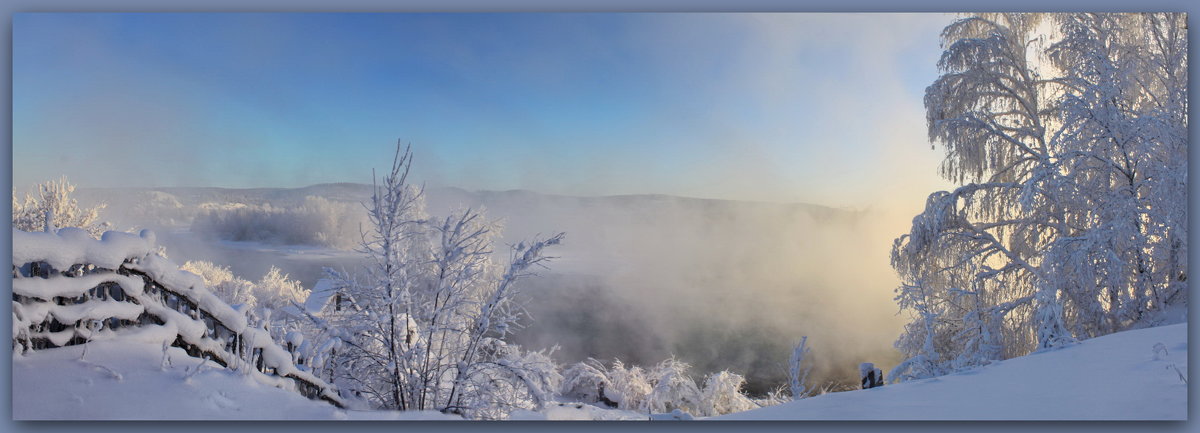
(14, 13), (954, 207)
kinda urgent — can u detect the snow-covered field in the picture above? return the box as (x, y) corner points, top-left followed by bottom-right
(717, 323), (1188, 420)
(12, 322), (1187, 420)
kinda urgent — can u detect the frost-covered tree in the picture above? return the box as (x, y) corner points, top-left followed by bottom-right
(787, 336), (814, 400)
(1044, 13), (1189, 336)
(12, 177), (110, 237)
(895, 13), (1067, 369)
(892, 13), (1187, 381)
(314, 141), (565, 418)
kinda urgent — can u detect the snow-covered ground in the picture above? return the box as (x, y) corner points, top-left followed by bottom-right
(717, 323), (1188, 420)
(12, 322), (1186, 420)
(12, 339), (457, 420)
(10, 336), (651, 421)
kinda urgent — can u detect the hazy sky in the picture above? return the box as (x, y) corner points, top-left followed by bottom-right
(14, 13), (954, 208)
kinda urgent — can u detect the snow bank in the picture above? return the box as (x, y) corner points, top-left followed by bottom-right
(715, 323), (1187, 420)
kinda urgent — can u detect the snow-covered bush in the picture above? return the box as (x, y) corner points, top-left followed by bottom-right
(645, 358), (703, 415)
(179, 262), (307, 323)
(178, 261), (309, 346)
(458, 340), (563, 420)
(180, 261), (257, 310)
(12, 177), (110, 237)
(254, 266), (309, 316)
(699, 370), (757, 416)
(753, 385), (791, 408)
(560, 360), (613, 405)
(601, 360), (653, 411)
(561, 356), (761, 417)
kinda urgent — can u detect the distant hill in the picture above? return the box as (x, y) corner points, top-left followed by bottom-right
(77, 183), (857, 228)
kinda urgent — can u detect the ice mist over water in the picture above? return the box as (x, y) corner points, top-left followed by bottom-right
(78, 184), (907, 394)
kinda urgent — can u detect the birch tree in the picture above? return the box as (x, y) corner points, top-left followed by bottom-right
(892, 13), (1187, 381)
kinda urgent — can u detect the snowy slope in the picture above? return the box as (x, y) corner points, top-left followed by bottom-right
(717, 323), (1187, 420)
(12, 339), (458, 420)
(12, 323), (1187, 420)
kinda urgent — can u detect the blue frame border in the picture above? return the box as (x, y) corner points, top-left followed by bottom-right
(3, 1), (1195, 433)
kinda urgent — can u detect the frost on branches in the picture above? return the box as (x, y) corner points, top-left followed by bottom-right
(306, 142), (566, 419)
(179, 261), (310, 339)
(558, 357), (761, 417)
(13, 177), (111, 237)
(788, 336), (814, 399)
(892, 13), (1187, 382)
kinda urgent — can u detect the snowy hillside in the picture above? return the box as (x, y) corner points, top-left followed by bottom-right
(716, 323), (1188, 420)
(12, 339), (458, 420)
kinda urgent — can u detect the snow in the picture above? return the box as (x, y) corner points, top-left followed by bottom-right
(12, 228), (156, 271)
(13, 273), (146, 299)
(25, 299), (143, 324)
(509, 402), (647, 421)
(716, 323), (1187, 420)
(11, 339), (460, 420)
(128, 254), (248, 332)
(301, 278), (339, 315)
(859, 362), (875, 378)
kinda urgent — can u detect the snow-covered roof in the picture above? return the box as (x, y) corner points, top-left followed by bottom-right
(302, 278), (342, 315)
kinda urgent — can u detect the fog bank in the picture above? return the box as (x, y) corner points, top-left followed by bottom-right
(78, 184), (910, 394)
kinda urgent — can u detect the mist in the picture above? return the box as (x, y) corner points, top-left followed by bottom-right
(74, 183), (916, 394)
(441, 190), (913, 394)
